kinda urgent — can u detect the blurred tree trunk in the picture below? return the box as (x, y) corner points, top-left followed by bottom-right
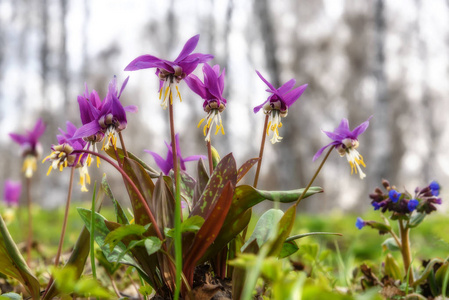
(40, 0), (49, 109)
(60, 0), (69, 115)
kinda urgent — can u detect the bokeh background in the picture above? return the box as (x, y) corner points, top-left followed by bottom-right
(1, 0), (448, 213)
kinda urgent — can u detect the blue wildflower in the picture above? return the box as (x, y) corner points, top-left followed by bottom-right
(429, 181), (440, 196)
(356, 217), (366, 230)
(408, 199), (419, 212)
(388, 190), (401, 203)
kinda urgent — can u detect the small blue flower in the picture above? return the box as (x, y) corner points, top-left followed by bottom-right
(388, 190), (401, 203)
(429, 181), (440, 196)
(372, 202), (382, 210)
(408, 199), (419, 212)
(356, 217), (366, 230)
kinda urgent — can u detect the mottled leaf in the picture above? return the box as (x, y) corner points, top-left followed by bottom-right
(152, 174), (175, 236)
(241, 209), (284, 252)
(193, 158), (210, 206)
(190, 153), (237, 220)
(102, 174), (129, 225)
(123, 157), (155, 226)
(183, 182), (234, 285)
(176, 170), (196, 204)
(236, 158), (259, 183)
(0, 215), (40, 300)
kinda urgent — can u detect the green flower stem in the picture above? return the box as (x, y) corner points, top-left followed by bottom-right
(25, 176), (32, 264)
(168, 95), (182, 300)
(75, 149), (164, 242)
(90, 181), (97, 281)
(253, 113), (269, 188)
(399, 219), (415, 284)
(119, 132), (129, 158)
(295, 145), (335, 206)
(54, 167), (75, 267)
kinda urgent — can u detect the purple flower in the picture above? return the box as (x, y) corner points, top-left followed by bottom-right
(145, 134), (205, 175)
(43, 121), (92, 192)
(355, 217), (366, 230)
(185, 63), (226, 141)
(388, 190), (401, 203)
(73, 77), (137, 151)
(407, 199), (419, 212)
(254, 71), (308, 144)
(3, 180), (21, 206)
(429, 181), (440, 196)
(313, 117), (372, 179)
(125, 34), (213, 109)
(9, 119), (46, 178)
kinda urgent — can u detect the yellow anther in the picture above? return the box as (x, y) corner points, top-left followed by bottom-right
(58, 152), (65, 158)
(42, 154), (53, 163)
(64, 160), (68, 168)
(159, 86), (163, 100)
(176, 85), (182, 102)
(267, 121), (272, 136)
(197, 118), (206, 128)
(164, 86), (170, 102)
(96, 156), (101, 168)
(59, 164), (63, 172)
(169, 89), (173, 105)
(46, 165), (53, 176)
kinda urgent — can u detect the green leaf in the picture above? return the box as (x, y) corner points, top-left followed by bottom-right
(211, 146), (221, 168)
(144, 237), (162, 256)
(165, 215), (205, 238)
(382, 237), (400, 252)
(122, 157), (155, 226)
(365, 220), (391, 235)
(175, 170), (196, 203)
(241, 209), (284, 252)
(104, 224), (150, 251)
(384, 253), (402, 280)
(279, 241), (299, 258)
(152, 174), (175, 236)
(0, 215), (40, 300)
(183, 182), (234, 285)
(408, 212), (426, 228)
(102, 174), (129, 225)
(267, 205), (297, 257)
(0, 293), (22, 300)
(193, 158), (210, 206)
(413, 258), (444, 287)
(285, 232), (343, 242)
(236, 158), (259, 183)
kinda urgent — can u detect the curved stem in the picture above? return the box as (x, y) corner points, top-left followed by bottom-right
(295, 146), (335, 206)
(118, 132), (129, 158)
(253, 114), (269, 188)
(74, 149), (164, 241)
(54, 167), (75, 267)
(399, 220), (415, 284)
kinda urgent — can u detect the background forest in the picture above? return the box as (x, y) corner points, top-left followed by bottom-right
(1, 0), (448, 213)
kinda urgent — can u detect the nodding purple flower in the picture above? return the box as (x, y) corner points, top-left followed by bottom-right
(125, 34), (213, 109)
(313, 117), (372, 179)
(3, 180), (21, 206)
(254, 71), (308, 144)
(429, 181), (440, 196)
(408, 199), (419, 212)
(388, 190), (401, 203)
(43, 121), (92, 192)
(73, 76), (137, 152)
(144, 134), (205, 175)
(185, 63), (226, 141)
(9, 118), (46, 178)
(356, 217), (366, 230)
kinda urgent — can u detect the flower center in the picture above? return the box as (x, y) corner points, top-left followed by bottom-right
(266, 110), (284, 144)
(43, 144), (76, 175)
(197, 109), (225, 142)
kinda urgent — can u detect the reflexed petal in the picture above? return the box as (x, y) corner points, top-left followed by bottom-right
(277, 78), (296, 94)
(145, 150), (172, 175)
(30, 119), (46, 142)
(183, 155), (206, 162)
(118, 76), (130, 99)
(218, 68), (225, 94)
(185, 74), (207, 99)
(351, 116), (373, 138)
(178, 57), (201, 76)
(313, 141), (339, 161)
(185, 53), (214, 64)
(78, 95), (95, 125)
(253, 99), (270, 114)
(322, 129), (345, 141)
(174, 34), (200, 62)
(124, 105), (138, 113)
(202, 63), (221, 100)
(255, 70), (276, 91)
(72, 121), (102, 140)
(283, 84), (308, 107)
(9, 133), (28, 145)
(124, 55), (171, 71)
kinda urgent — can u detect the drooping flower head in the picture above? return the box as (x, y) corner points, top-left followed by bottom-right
(185, 63), (226, 141)
(124, 34), (213, 109)
(9, 118), (46, 178)
(42, 121), (92, 191)
(313, 117), (372, 179)
(145, 134), (205, 175)
(253, 71), (308, 144)
(73, 76), (137, 152)
(3, 180), (21, 206)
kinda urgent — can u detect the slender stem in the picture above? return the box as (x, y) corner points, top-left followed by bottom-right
(295, 146), (335, 206)
(54, 167), (75, 267)
(399, 220), (414, 284)
(90, 181), (97, 281)
(253, 114), (269, 188)
(118, 132), (129, 158)
(108, 273), (122, 298)
(74, 149), (164, 241)
(206, 127), (214, 175)
(168, 91), (182, 300)
(25, 177), (32, 264)
(389, 229), (402, 248)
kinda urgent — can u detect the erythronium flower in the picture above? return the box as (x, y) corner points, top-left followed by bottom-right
(254, 71), (308, 144)
(124, 34), (213, 109)
(313, 116), (372, 179)
(145, 134), (205, 175)
(43, 121), (92, 192)
(73, 77), (137, 152)
(185, 63), (226, 141)
(9, 118), (46, 178)
(3, 180), (21, 206)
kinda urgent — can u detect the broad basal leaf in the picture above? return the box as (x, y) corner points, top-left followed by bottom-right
(102, 174), (129, 225)
(236, 158), (259, 183)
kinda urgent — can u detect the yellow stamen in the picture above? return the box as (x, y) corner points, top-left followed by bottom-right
(176, 86), (182, 102)
(64, 160), (67, 168)
(159, 86), (163, 100)
(59, 164), (63, 172)
(42, 154), (53, 163)
(96, 157), (101, 168)
(169, 89), (173, 105)
(197, 118), (206, 128)
(78, 153), (84, 164)
(47, 165), (53, 176)
(163, 86), (170, 102)
(267, 121), (272, 136)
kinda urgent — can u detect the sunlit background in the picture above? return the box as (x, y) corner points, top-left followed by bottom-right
(1, 0), (448, 213)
